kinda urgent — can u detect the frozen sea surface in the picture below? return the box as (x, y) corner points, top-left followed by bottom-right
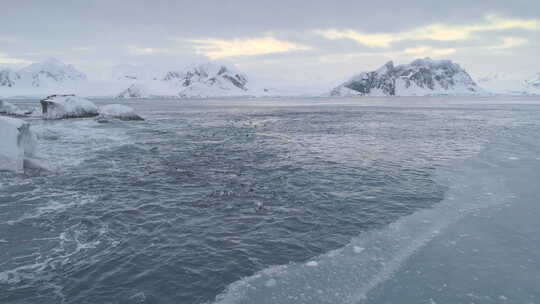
(1, 96), (539, 304)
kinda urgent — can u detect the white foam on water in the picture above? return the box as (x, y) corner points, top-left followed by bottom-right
(6, 194), (97, 226)
(0, 220), (118, 302)
(28, 117), (132, 171)
(353, 246), (365, 254)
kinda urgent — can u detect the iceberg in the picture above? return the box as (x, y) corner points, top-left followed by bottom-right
(117, 83), (149, 99)
(0, 116), (37, 173)
(40, 94), (98, 119)
(97, 104), (144, 121)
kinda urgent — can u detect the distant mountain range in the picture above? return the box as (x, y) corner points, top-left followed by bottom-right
(0, 58), (86, 89)
(117, 63), (265, 99)
(1, 58), (538, 98)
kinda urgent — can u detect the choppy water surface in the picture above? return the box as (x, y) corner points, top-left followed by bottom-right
(1, 97), (539, 304)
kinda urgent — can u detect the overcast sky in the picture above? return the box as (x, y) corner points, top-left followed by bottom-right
(1, 0), (539, 86)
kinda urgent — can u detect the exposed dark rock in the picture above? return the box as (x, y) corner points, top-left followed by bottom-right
(331, 58), (481, 96)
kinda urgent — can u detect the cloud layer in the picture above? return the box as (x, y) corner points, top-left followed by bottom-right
(189, 37), (311, 59)
(1, 1), (539, 85)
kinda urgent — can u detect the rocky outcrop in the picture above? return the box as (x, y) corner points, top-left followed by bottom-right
(0, 70), (21, 88)
(165, 63), (249, 97)
(117, 83), (149, 98)
(331, 58), (483, 96)
(116, 63), (252, 99)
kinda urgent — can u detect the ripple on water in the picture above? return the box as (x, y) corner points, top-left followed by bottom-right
(2, 98), (539, 304)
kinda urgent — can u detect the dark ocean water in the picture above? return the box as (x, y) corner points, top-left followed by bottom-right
(1, 97), (539, 304)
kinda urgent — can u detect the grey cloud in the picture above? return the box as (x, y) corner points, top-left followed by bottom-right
(1, 0), (539, 85)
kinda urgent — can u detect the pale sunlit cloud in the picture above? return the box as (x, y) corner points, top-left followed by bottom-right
(489, 37), (528, 49)
(0, 53), (32, 65)
(403, 46), (457, 57)
(316, 14), (540, 47)
(72, 46), (95, 52)
(189, 37), (311, 59)
(127, 46), (171, 55)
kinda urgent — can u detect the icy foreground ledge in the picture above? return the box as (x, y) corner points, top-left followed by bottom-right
(0, 117), (37, 173)
(98, 104), (144, 121)
(40, 95), (98, 119)
(0, 100), (26, 116)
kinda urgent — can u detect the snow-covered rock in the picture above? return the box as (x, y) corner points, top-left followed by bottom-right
(0, 100), (26, 116)
(477, 72), (540, 95)
(98, 104), (143, 121)
(40, 95), (98, 119)
(0, 69), (21, 88)
(165, 63), (249, 98)
(117, 83), (150, 98)
(116, 62), (256, 99)
(0, 116), (37, 173)
(331, 58), (484, 96)
(525, 73), (540, 89)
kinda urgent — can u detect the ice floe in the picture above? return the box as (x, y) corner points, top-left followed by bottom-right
(0, 116), (37, 172)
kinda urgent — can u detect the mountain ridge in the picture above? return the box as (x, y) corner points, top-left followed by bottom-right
(2, 58), (538, 98)
(331, 58), (484, 97)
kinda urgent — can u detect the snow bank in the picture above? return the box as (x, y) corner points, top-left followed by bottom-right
(40, 95), (98, 119)
(97, 104), (144, 121)
(0, 117), (37, 172)
(0, 100), (25, 116)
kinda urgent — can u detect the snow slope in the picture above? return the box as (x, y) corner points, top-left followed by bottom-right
(0, 58), (87, 97)
(476, 72), (540, 95)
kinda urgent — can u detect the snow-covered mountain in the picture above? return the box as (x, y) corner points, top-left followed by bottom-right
(3, 57), (537, 99)
(476, 73), (540, 95)
(117, 63), (258, 99)
(331, 58), (484, 97)
(526, 73), (540, 89)
(0, 69), (21, 87)
(19, 58), (87, 85)
(0, 58), (87, 97)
